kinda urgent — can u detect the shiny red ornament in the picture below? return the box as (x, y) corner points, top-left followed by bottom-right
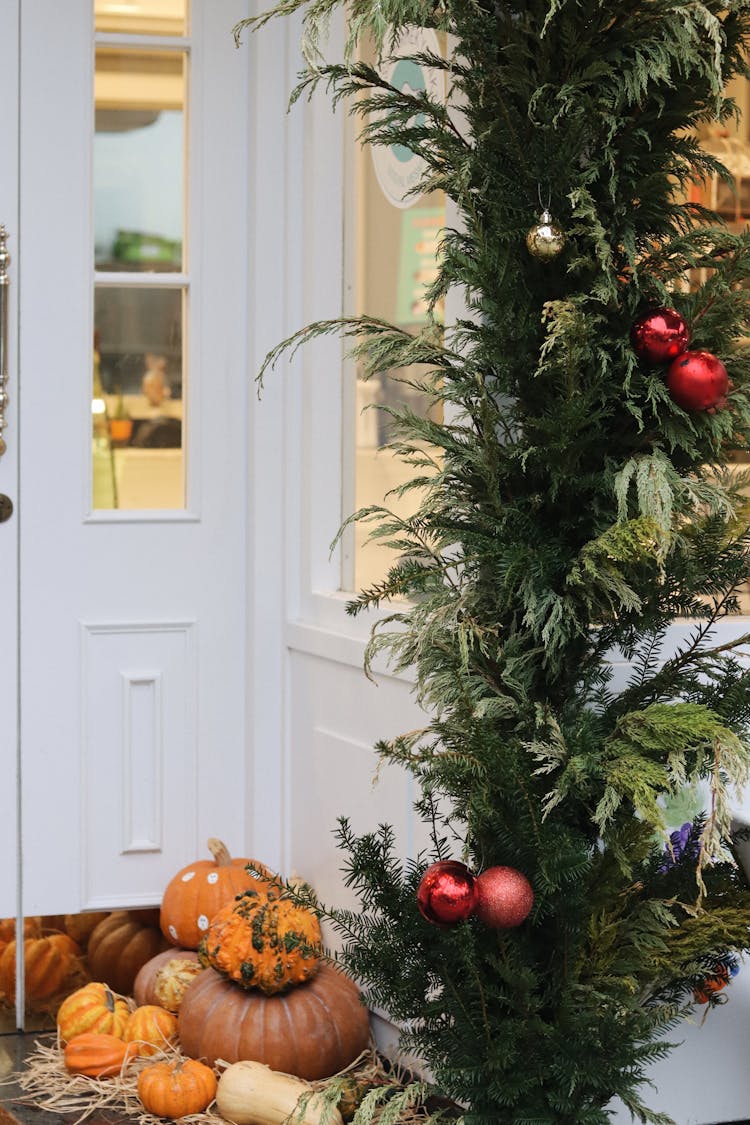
(473, 866), (534, 929)
(666, 350), (730, 413)
(631, 307), (690, 365)
(416, 860), (477, 926)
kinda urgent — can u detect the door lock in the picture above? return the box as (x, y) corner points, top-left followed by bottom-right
(0, 494), (13, 522)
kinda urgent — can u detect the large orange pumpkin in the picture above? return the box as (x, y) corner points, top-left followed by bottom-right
(134, 948), (202, 1010)
(178, 964), (371, 1080)
(86, 910), (170, 996)
(160, 838), (274, 950)
(57, 981), (132, 1042)
(0, 933), (81, 1003)
(199, 890), (322, 994)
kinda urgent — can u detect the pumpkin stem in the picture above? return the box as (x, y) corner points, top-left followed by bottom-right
(105, 985), (115, 1012)
(207, 838), (233, 866)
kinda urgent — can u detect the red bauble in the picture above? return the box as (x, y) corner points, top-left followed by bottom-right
(631, 307), (690, 365)
(666, 350), (730, 413)
(416, 860), (477, 926)
(473, 866), (534, 929)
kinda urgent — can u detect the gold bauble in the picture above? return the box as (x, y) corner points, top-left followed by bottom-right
(525, 209), (566, 260)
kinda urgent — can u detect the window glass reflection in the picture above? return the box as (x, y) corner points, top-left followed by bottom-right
(93, 286), (184, 510)
(95, 0), (187, 36)
(95, 50), (184, 272)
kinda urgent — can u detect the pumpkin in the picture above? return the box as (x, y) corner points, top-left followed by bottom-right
(63, 911), (106, 947)
(138, 1057), (217, 1118)
(0, 916), (42, 943)
(160, 838), (274, 950)
(57, 981), (132, 1042)
(86, 910), (170, 996)
(178, 964), (371, 1080)
(199, 890), (322, 994)
(216, 1060), (342, 1125)
(123, 1004), (178, 1057)
(134, 948), (202, 1010)
(0, 933), (81, 1003)
(63, 1032), (134, 1077)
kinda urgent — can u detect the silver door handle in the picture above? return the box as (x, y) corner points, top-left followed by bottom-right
(0, 226), (10, 457)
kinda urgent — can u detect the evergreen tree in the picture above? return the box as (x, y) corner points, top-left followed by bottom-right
(237, 1), (750, 1121)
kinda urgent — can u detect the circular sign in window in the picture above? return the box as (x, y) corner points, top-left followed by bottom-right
(370, 28), (444, 210)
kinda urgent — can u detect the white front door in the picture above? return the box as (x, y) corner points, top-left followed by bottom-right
(0, 0), (252, 988)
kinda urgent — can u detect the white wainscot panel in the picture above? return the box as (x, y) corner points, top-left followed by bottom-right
(81, 621), (197, 908)
(286, 652), (428, 927)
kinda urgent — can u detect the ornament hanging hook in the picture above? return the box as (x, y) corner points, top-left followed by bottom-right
(537, 182), (552, 215)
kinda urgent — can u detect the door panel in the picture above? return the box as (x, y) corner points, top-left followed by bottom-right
(14, 0), (250, 925)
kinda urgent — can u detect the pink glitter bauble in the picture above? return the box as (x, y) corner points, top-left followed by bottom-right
(474, 866), (534, 928)
(416, 860), (477, 926)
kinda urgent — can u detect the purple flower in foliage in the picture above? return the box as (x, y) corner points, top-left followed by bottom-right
(658, 822), (700, 873)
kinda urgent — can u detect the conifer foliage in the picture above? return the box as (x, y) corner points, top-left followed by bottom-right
(238, 0), (750, 1121)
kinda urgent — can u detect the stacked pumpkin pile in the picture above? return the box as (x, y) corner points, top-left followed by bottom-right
(0, 907), (171, 1015)
(34, 839), (371, 1124)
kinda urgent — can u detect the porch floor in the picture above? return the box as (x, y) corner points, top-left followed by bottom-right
(2, 1029), (750, 1125)
(0, 1032), (130, 1125)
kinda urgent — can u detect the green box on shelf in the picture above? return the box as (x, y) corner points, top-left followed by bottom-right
(112, 229), (182, 265)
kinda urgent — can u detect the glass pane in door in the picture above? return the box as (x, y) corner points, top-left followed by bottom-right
(92, 20), (188, 512)
(94, 286), (184, 510)
(95, 0), (187, 36)
(95, 50), (185, 271)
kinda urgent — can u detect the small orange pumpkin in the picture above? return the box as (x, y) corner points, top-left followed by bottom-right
(199, 889), (322, 995)
(123, 1004), (178, 1057)
(57, 981), (131, 1042)
(160, 838), (274, 950)
(0, 933), (81, 1003)
(64, 1032), (134, 1077)
(138, 1057), (217, 1118)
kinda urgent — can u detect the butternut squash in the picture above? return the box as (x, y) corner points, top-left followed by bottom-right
(215, 1060), (343, 1125)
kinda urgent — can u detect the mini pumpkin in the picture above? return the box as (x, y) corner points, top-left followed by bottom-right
(123, 1004), (178, 1057)
(160, 838), (274, 950)
(178, 964), (371, 1080)
(0, 933), (81, 1003)
(64, 1032), (134, 1077)
(86, 910), (170, 996)
(57, 981), (132, 1042)
(138, 1057), (217, 1118)
(199, 890), (322, 995)
(133, 948), (202, 1011)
